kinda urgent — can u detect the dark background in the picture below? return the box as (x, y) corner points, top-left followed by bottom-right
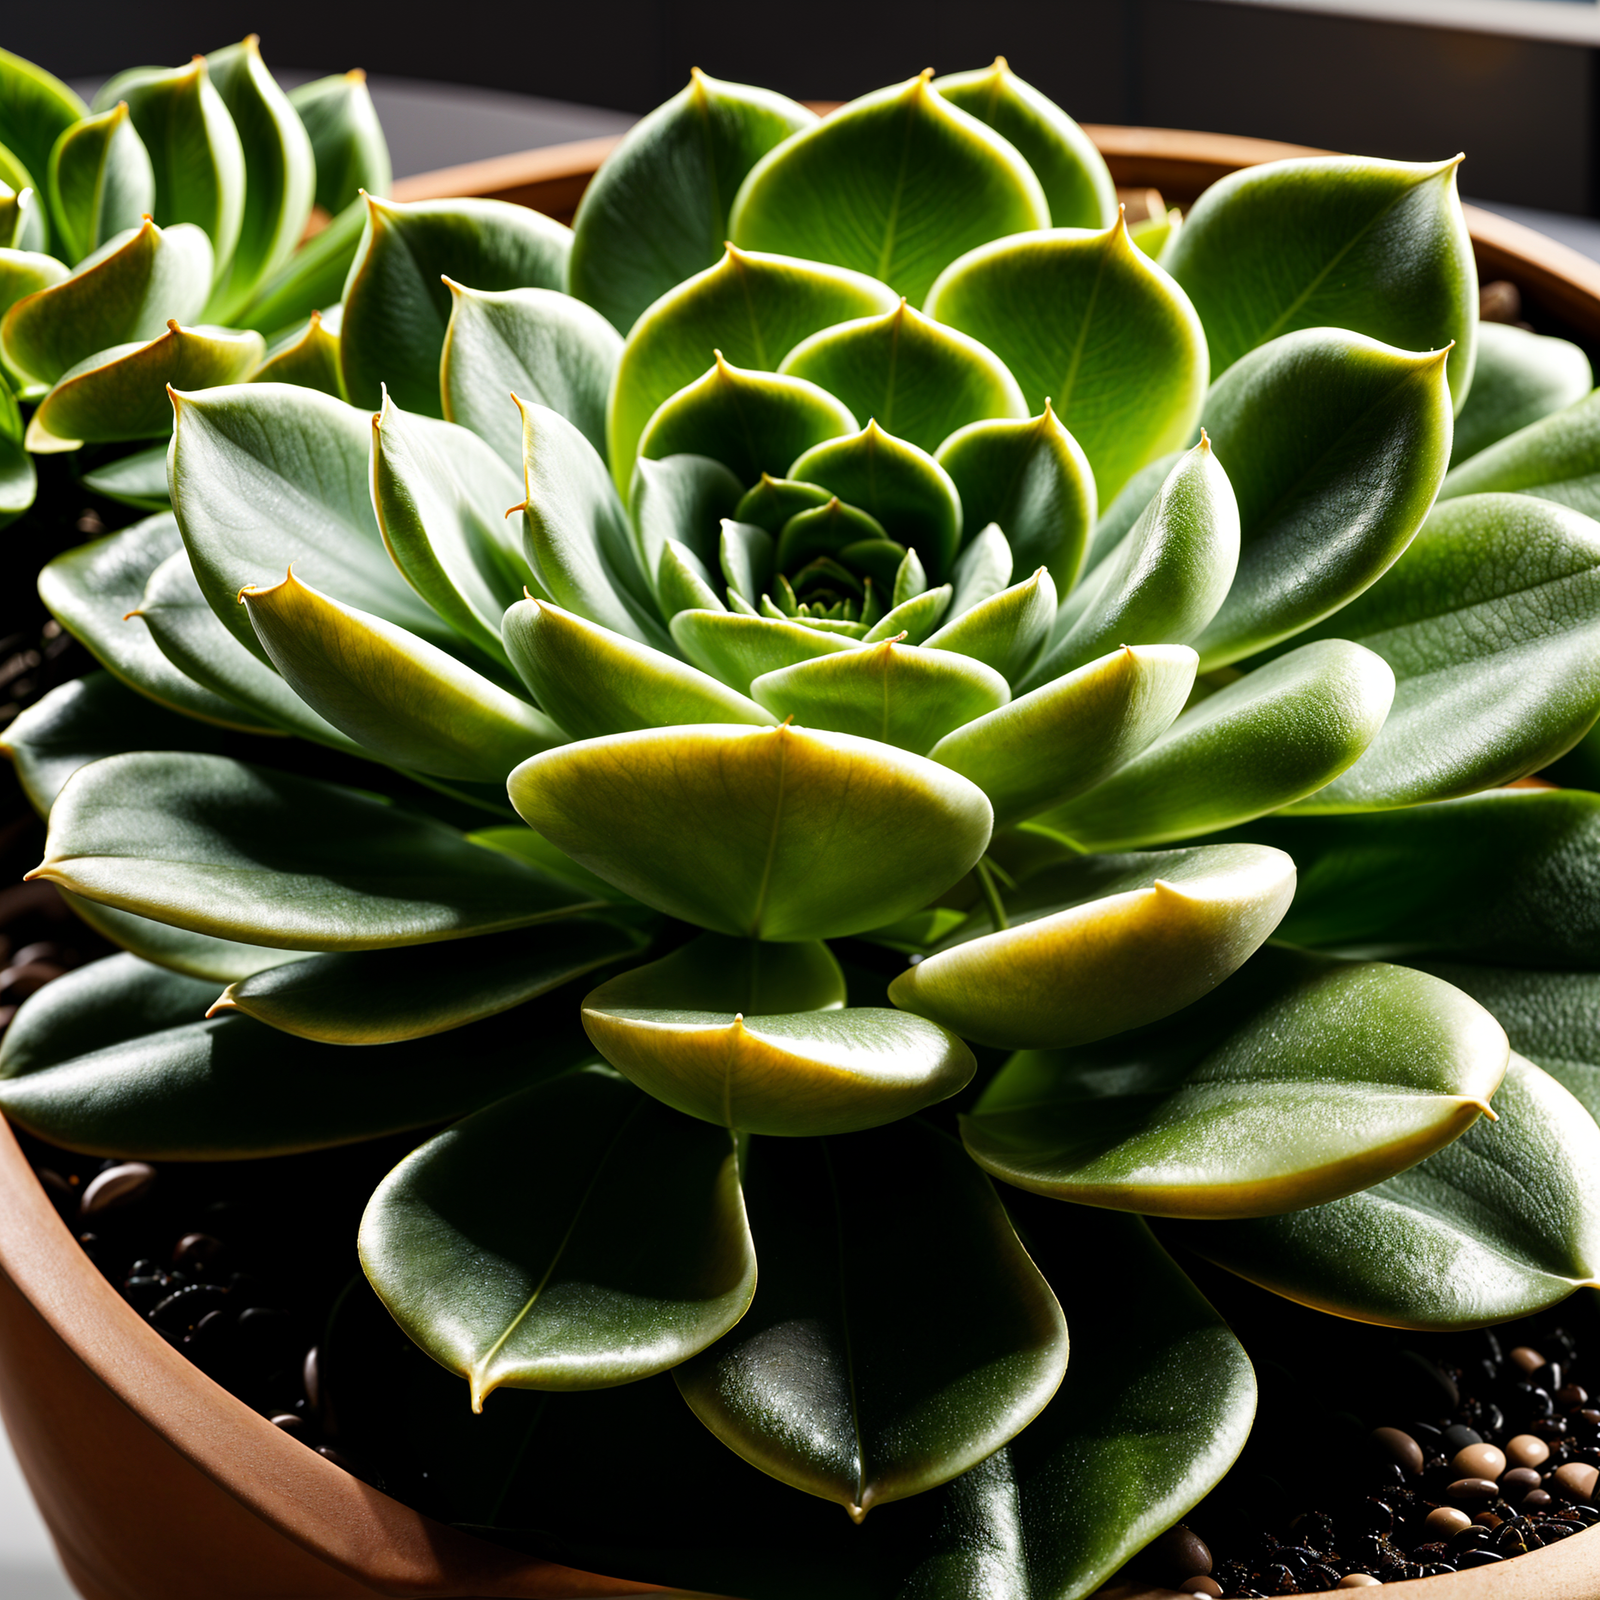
(5, 1), (1596, 212)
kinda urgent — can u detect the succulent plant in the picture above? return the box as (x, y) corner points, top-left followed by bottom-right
(0, 37), (390, 524)
(6, 52), (1600, 1600)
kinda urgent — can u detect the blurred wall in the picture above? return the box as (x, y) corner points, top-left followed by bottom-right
(5, 0), (1592, 212)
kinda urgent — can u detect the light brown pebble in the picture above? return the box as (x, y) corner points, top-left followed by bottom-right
(1425, 1506), (1472, 1536)
(1452, 1442), (1507, 1480)
(1510, 1345), (1546, 1373)
(1447, 1477), (1500, 1506)
(1181, 1581), (1222, 1597)
(1338, 1578), (1382, 1590)
(79, 1162), (157, 1216)
(1524, 1489), (1554, 1511)
(1371, 1427), (1424, 1476)
(1506, 1433), (1551, 1469)
(1553, 1461), (1600, 1502)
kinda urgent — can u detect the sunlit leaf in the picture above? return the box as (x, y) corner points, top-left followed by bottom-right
(288, 69), (391, 214)
(670, 607), (860, 694)
(251, 307), (343, 395)
(45, 100), (154, 264)
(234, 192), (364, 336)
(0, 47), (88, 225)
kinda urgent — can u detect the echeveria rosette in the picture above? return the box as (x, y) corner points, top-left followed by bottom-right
(5, 58), (1600, 1600)
(0, 38), (392, 522)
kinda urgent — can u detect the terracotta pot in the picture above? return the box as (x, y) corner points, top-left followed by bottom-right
(5, 123), (1600, 1600)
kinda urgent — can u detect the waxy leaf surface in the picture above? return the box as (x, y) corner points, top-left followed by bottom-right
(670, 608), (859, 695)
(252, 309), (343, 395)
(80, 443), (170, 510)
(0, 48), (86, 221)
(47, 101), (155, 264)
(235, 193), (364, 336)
(924, 567), (1055, 685)
(630, 452), (744, 591)
(1449, 321), (1591, 467)
(289, 70), (391, 214)
(1441, 388), (1600, 518)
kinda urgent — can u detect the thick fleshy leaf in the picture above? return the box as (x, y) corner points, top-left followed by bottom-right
(735, 472), (832, 534)
(467, 823), (645, 906)
(0, 950), (592, 1157)
(935, 404), (1094, 591)
(215, 918), (643, 1043)
(65, 893), (293, 983)
(30, 322), (264, 445)
(1178, 1055), (1600, 1326)
(630, 452), (743, 592)
(932, 642), (1197, 827)
(860, 584), (950, 645)
(288, 70), (391, 214)
(658, 540), (726, 617)
(0, 416), (33, 525)
(31, 752), (601, 950)
(241, 569), (562, 779)
(441, 280), (620, 470)
(38, 513), (278, 730)
(774, 497), (891, 579)
(113, 58), (245, 294)
(719, 518), (774, 604)
(677, 1122), (1065, 1518)
(1162, 154), (1476, 409)
(778, 300), (1026, 455)
(640, 354), (856, 480)
(750, 638), (1008, 753)
(926, 219), (1207, 503)
(46, 101), (154, 264)
(503, 596), (772, 737)
(1282, 492), (1600, 810)
(203, 36), (315, 320)
(79, 443), (170, 509)
(251, 308), (343, 395)
(933, 58), (1115, 228)
(1037, 639), (1394, 849)
(670, 608), (860, 694)
(0, 180), (45, 254)
(509, 722), (992, 940)
(890, 842), (1295, 1049)
(234, 192), (364, 336)
(361, 1066), (755, 1404)
(169, 382), (456, 663)
(1192, 331), (1455, 668)
(370, 394), (526, 668)
(519, 399), (671, 650)
(569, 70), (814, 335)
(1449, 321), (1591, 468)
(608, 244), (898, 494)
(729, 72), (1048, 306)
(0, 48), (87, 225)
(0, 245), (68, 334)
(340, 195), (573, 414)
(1440, 387), (1600, 518)
(1253, 788), (1600, 967)
(1083, 451), (1181, 576)
(1028, 438), (1239, 686)
(0, 216), (211, 386)
(582, 933), (974, 1135)
(789, 423), (962, 579)
(963, 945), (1508, 1217)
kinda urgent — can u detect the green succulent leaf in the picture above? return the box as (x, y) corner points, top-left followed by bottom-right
(1083, 450), (1181, 576)
(204, 36), (316, 321)
(934, 405), (1094, 591)
(0, 181), (47, 255)
(1038, 639), (1394, 849)
(370, 393), (527, 669)
(860, 583), (951, 645)
(777, 300), (1026, 456)
(735, 472), (833, 534)
(169, 381), (458, 664)
(677, 1121), (1066, 1518)
(509, 722), (992, 940)
(963, 945), (1508, 1218)
(0, 245), (68, 335)
(1177, 1055), (1600, 1327)
(658, 540), (726, 617)
(719, 517), (775, 603)
(361, 1066), (756, 1404)
(0, 425), (34, 527)
(932, 642), (1197, 827)
(630, 452), (744, 591)
(1254, 788), (1600, 967)
(0, 216), (212, 387)
(215, 918), (644, 1043)
(78, 443), (170, 509)
(933, 58), (1116, 229)
(750, 637), (1009, 754)
(1192, 331), (1454, 668)
(789, 422), (962, 580)
(569, 70), (814, 336)
(1449, 321), (1591, 467)
(112, 58), (245, 296)
(1162, 154), (1477, 410)
(1440, 387), (1600, 518)
(890, 842), (1296, 1050)
(503, 596), (774, 737)
(46, 101), (155, 264)
(917, 536), (1043, 658)
(1280, 493), (1600, 810)
(926, 219), (1208, 504)
(607, 243), (898, 494)
(31, 751), (601, 950)
(467, 823), (650, 906)
(38, 513), (279, 730)
(288, 69), (392, 214)
(0, 950), (593, 1157)
(251, 307), (344, 395)
(0, 48), (87, 223)
(234, 192), (365, 336)
(582, 933), (974, 1136)
(441, 280), (621, 470)
(729, 73), (1048, 307)
(339, 195), (572, 414)
(1030, 437), (1239, 686)
(30, 321), (264, 446)
(670, 608), (860, 694)
(640, 353), (856, 481)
